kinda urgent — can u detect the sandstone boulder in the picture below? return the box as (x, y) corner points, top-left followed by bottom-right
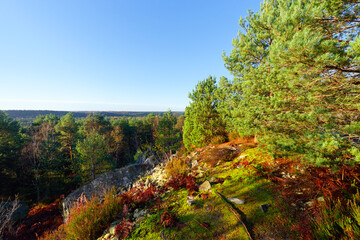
(63, 164), (148, 219)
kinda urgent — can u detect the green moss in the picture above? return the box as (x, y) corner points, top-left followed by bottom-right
(128, 211), (163, 240)
(128, 146), (294, 239)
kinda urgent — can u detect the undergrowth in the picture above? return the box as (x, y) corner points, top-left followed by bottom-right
(165, 156), (189, 178)
(312, 191), (360, 239)
(40, 188), (122, 240)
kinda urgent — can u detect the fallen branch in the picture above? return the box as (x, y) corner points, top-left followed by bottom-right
(193, 218), (210, 231)
(215, 191), (253, 240)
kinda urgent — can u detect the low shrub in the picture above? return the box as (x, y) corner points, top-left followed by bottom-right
(160, 209), (178, 228)
(114, 220), (134, 239)
(17, 199), (63, 240)
(228, 131), (239, 142)
(165, 175), (198, 192)
(176, 145), (189, 157)
(43, 188), (123, 240)
(165, 157), (189, 178)
(64, 188), (122, 240)
(210, 135), (227, 144)
(312, 191), (360, 239)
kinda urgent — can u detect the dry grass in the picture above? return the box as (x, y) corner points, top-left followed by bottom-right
(165, 157), (189, 178)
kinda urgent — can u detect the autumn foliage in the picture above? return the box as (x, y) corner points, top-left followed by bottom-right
(2, 198), (63, 240)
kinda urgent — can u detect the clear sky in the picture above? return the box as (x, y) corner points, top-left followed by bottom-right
(0, 0), (262, 111)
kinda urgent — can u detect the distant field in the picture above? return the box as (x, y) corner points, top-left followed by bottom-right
(4, 110), (184, 125)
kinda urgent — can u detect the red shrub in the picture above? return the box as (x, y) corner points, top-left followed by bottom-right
(133, 184), (157, 204)
(114, 220), (134, 240)
(160, 210), (177, 228)
(7, 198), (64, 240)
(165, 175), (198, 192)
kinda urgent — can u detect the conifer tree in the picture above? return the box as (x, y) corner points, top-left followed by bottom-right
(55, 113), (78, 162)
(223, 0), (360, 165)
(76, 130), (111, 180)
(154, 110), (181, 156)
(0, 111), (23, 197)
(183, 76), (226, 151)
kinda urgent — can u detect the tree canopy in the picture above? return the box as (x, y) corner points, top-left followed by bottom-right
(0, 111), (23, 198)
(221, 0), (360, 165)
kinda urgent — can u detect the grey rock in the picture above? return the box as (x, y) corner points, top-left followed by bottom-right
(109, 220), (122, 235)
(238, 155), (247, 159)
(133, 209), (147, 219)
(187, 199), (196, 206)
(199, 181), (211, 192)
(191, 160), (199, 168)
(144, 156), (156, 168)
(209, 177), (217, 183)
(63, 164), (148, 219)
(228, 197), (245, 205)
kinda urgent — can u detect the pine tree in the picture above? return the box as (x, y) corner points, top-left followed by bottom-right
(55, 113), (78, 162)
(154, 110), (181, 156)
(76, 130), (112, 180)
(223, 0), (360, 165)
(183, 76), (226, 151)
(0, 111), (23, 198)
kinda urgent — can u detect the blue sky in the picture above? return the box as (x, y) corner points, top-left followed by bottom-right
(0, 0), (261, 111)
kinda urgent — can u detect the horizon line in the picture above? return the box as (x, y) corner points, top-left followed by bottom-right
(2, 109), (185, 112)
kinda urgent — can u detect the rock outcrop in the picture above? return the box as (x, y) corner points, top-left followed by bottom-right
(62, 164), (148, 219)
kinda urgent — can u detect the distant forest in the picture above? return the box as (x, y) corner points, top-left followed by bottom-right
(0, 110), (184, 203)
(4, 110), (184, 125)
